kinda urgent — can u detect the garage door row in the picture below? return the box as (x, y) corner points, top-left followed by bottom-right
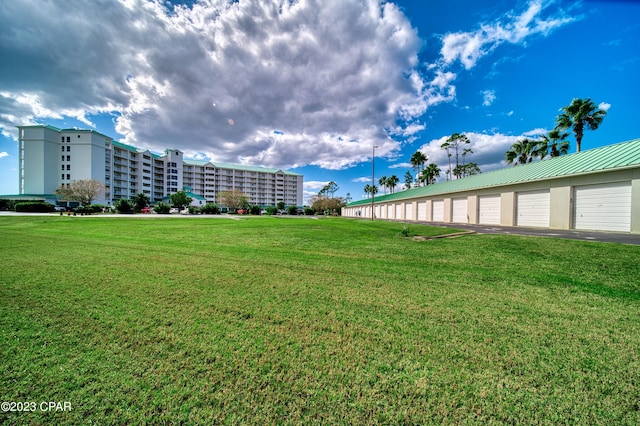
(416, 181), (632, 232)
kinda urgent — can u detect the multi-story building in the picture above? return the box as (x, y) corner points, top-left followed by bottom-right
(16, 124), (303, 207)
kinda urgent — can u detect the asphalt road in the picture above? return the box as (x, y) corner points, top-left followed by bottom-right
(417, 221), (640, 246)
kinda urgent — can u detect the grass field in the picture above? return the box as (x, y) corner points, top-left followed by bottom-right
(1, 215), (639, 424)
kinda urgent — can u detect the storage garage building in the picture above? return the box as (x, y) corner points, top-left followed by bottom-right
(343, 138), (640, 233)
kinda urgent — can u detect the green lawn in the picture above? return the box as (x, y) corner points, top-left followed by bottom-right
(1, 216), (639, 424)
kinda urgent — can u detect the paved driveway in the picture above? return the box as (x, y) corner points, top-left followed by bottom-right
(421, 221), (640, 246)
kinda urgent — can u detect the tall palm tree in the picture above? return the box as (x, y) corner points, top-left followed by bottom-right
(386, 175), (399, 193)
(364, 184), (372, 198)
(537, 128), (570, 159)
(421, 163), (441, 185)
(378, 176), (388, 195)
(556, 98), (607, 152)
(409, 151), (427, 186)
(505, 138), (539, 165)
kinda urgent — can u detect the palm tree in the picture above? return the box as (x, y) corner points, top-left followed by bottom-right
(409, 151), (427, 185)
(505, 138), (539, 165)
(556, 98), (607, 152)
(364, 184), (372, 198)
(378, 176), (388, 195)
(420, 163), (441, 185)
(537, 128), (570, 159)
(387, 175), (399, 193)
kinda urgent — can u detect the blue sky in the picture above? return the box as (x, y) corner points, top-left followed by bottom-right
(1, 0), (638, 203)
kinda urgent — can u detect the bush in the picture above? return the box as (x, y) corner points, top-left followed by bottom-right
(15, 202), (56, 213)
(287, 206), (298, 215)
(304, 207), (315, 216)
(90, 204), (107, 213)
(265, 206), (278, 216)
(76, 205), (104, 214)
(0, 199), (16, 211)
(187, 206), (200, 215)
(200, 203), (221, 215)
(153, 202), (171, 214)
(249, 205), (261, 215)
(114, 199), (133, 214)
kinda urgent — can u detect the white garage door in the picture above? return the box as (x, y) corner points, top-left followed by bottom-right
(479, 195), (501, 225)
(517, 190), (550, 227)
(432, 200), (445, 222)
(452, 198), (468, 223)
(395, 204), (403, 219)
(574, 182), (631, 232)
(417, 202), (427, 221)
(405, 203), (414, 220)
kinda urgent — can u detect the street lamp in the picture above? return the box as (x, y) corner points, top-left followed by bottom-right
(371, 145), (379, 220)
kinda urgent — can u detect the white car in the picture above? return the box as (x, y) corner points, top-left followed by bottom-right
(169, 208), (179, 214)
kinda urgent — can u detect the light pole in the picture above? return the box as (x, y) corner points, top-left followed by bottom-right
(371, 145), (378, 220)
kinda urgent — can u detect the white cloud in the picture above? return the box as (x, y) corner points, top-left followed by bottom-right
(0, 151), (9, 159)
(389, 162), (412, 169)
(304, 181), (331, 190)
(440, 0), (576, 69)
(417, 131), (538, 177)
(598, 102), (611, 112)
(352, 177), (371, 183)
(482, 90), (496, 106)
(0, 0), (436, 171)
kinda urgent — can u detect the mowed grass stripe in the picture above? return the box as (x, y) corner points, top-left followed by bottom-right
(1, 216), (639, 424)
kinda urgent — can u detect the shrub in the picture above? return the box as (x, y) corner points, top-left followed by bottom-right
(304, 207), (315, 216)
(187, 206), (200, 215)
(200, 203), (221, 215)
(75, 205), (104, 214)
(153, 202), (171, 214)
(89, 204), (107, 213)
(0, 199), (16, 211)
(249, 205), (261, 215)
(287, 206), (298, 215)
(15, 202), (56, 213)
(265, 206), (278, 216)
(114, 199), (133, 214)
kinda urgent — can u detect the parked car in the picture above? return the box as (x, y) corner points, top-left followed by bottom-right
(141, 207), (153, 214)
(54, 206), (67, 212)
(237, 209), (248, 215)
(169, 208), (179, 214)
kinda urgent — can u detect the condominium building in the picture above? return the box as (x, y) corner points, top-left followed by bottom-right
(17, 125), (303, 207)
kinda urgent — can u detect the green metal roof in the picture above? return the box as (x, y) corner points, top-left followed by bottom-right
(348, 137), (640, 207)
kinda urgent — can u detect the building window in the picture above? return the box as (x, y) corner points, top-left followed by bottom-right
(61, 174), (65, 180)
(67, 155), (70, 161)
(61, 165), (65, 170)
(61, 137), (65, 143)
(66, 146), (70, 152)
(67, 174), (70, 180)
(66, 165), (70, 171)
(61, 155), (64, 161)
(62, 146), (65, 152)
(66, 137), (70, 143)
